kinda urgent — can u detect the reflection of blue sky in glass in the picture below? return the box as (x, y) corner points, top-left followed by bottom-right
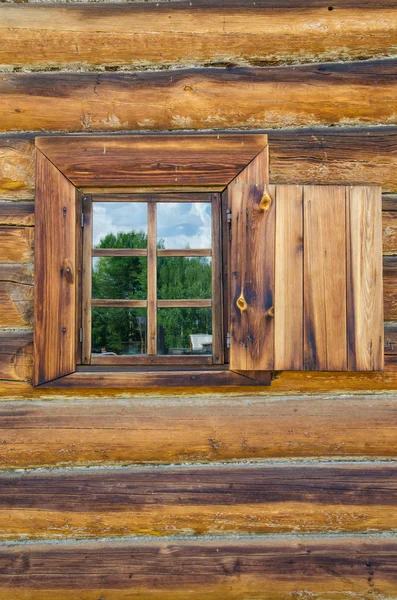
(93, 202), (211, 249)
(157, 203), (211, 249)
(93, 203), (147, 246)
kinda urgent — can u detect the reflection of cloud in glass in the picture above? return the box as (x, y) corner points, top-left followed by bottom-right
(93, 203), (148, 246)
(157, 203), (211, 249)
(92, 202), (211, 249)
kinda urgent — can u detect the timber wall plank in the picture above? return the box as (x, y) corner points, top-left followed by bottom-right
(1, 463), (397, 539)
(2, 1), (397, 70)
(0, 536), (396, 599)
(0, 395), (396, 468)
(1, 61), (397, 132)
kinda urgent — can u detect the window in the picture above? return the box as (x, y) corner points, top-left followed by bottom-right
(83, 193), (223, 366)
(33, 134), (384, 388)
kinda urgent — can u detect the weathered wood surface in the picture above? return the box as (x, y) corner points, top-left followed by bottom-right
(0, 226), (33, 264)
(0, 202), (34, 227)
(4, 129), (397, 200)
(34, 151), (76, 387)
(230, 184), (275, 371)
(1, 61), (397, 132)
(2, 1), (397, 70)
(304, 186), (347, 370)
(0, 536), (396, 599)
(0, 137), (34, 200)
(347, 186), (384, 370)
(37, 134), (268, 188)
(1, 463), (397, 539)
(0, 331), (32, 382)
(385, 323), (397, 355)
(0, 264), (33, 329)
(274, 185), (303, 370)
(384, 256), (397, 321)
(0, 395), (396, 468)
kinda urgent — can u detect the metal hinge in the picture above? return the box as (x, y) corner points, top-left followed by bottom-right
(81, 212), (84, 228)
(226, 332), (230, 349)
(226, 208), (232, 224)
(79, 328), (83, 343)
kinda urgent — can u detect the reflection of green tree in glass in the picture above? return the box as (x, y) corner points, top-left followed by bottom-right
(92, 231), (212, 355)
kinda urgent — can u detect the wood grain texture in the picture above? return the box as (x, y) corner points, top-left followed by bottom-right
(347, 186), (384, 370)
(274, 185), (303, 369)
(1, 463), (397, 539)
(383, 256), (397, 321)
(383, 210), (397, 254)
(2, 61), (397, 133)
(0, 226), (33, 263)
(2, 1), (397, 70)
(0, 137), (34, 200)
(304, 186), (347, 370)
(385, 323), (397, 355)
(0, 536), (396, 599)
(40, 370), (271, 389)
(36, 134), (267, 188)
(4, 128), (397, 200)
(0, 202), (34, 227)
(0, 331), (32, 382)
(34, 150), (77, 387)
(0, 264), (33, 329)
(0, 395), (396, 468)
(230, 184), (275, 371)
(270, 127), (397, 193)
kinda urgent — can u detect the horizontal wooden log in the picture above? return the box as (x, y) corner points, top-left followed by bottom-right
(270, 127), (397, 191)
(2, 60), (397, 133)
(0, 226), (33, 263)
(384, 256), (397, 321)
(1, 463), (397, 539)
(0, 331), (32, 382)
(385, 323), (397, 354)
(3, 128), (397, 200)
(383, 211), (397, 254)
(0, 536), (396, 598)
(0, 395), (396, 467)
(383, 194), (397, 211)
(0, 264), (33, 329)
(1, 1), (397, 71)
(0, 202), (34, 227)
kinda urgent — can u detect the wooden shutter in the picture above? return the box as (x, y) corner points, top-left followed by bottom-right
(229, 184), (383, 373)
(33, 150), (77, 386)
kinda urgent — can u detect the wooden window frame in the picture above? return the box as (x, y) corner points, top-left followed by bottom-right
(34, 133), (271, 388)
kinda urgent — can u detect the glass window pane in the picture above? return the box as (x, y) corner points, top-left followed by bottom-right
(92, 257), (147, 300)
(157, 308), (212, 355)
(93, 202), (147, 248)
(92, 308), (147, 355)
(157, 203), (211, 249)
(157, 257), (212, 300)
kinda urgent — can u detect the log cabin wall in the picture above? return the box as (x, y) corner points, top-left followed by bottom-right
(1, 1), (397, 597)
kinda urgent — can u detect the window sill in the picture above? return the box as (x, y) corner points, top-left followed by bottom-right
(37, 369), (272, 388)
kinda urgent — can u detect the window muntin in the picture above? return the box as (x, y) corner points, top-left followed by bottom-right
(84, 194), (222, 364)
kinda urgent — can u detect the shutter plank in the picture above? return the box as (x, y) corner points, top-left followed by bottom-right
(274, 185), (304, 370)
(230, 184), (275, 371)
(34, 150), (77, 386)
(347, 186), (384, 370)
(304, 186), (347, 370)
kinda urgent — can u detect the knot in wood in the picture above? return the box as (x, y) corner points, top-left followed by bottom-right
(259, 193), (272, 211)
(237, 293), (247, 312)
